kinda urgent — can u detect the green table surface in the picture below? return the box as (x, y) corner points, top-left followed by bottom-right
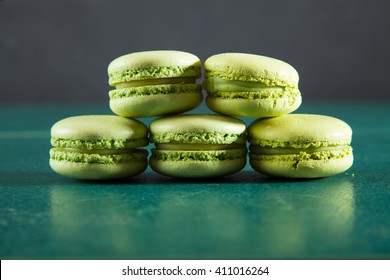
(0, 103), (389, 260)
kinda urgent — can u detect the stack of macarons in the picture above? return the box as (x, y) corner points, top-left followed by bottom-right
(49, 50), (353, 180)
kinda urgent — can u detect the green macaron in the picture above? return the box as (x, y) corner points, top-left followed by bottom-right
(108, 50), (203, 117)
(248, 114), (353, 178)
(149, 114), (247, 178)
(50, 115), (148, 180)
(203, 53), (302, 117)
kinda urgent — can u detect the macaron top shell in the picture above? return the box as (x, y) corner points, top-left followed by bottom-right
(249, 114), (352, 148)
(204, 53), (299, 87)
(51, 115), (148, 149)
(108, 50), (201, 85)
(150, 114), (247, 144)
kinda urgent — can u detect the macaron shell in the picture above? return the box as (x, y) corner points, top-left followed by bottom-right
(51, 115), (148, 143)
(108, 50), (201, 74)
(150, 114), (247, 135)
(150, 156), (246, 178)
(108, 50), (201, 85)
(150, 148), (246, 178)
(206, 92), (302, 117)
(110, 92), (203, 118)
(50, 158), (147, 180)
(204, 53), (299, 86)
(250, 153), (353, 178)
(249, 114), (352, 147)
(49, 148), (148, 179)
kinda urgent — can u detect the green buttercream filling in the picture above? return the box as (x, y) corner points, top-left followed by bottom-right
(150, 132), (247, 144)
(204, 77), (284, 93)
(205, 72), (296, 87)
(250, 145), (349, 155)
(208, 88), (300, 102)
(109, 66), (201, 86)
(50, 148), (147, 164)
(250, 146), (352, 162)
(116, 77), (196, 88)
(204, 77), (300, 104)
(156, 143), (245, 150)
(248, 138), (351, 149)
(109, 84), (202, 99)
(51, 137), (148, 150)
(152, 149), (246, 161)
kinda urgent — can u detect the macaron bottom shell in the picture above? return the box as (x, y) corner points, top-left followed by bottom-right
(249, 151), (353, 178)
(110, 92), (203, 118)
(150, 149), (247, 178)
(206, 93), (302, 117)
(49, 149), (148, 180)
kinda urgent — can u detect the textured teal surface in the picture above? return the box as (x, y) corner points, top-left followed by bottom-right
(0, 103), (389, 260)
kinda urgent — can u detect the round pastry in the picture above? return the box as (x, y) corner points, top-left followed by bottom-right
(50, 115), (148, 180)
(108, 50), (202, 117)
(203, 53), (301, 117)
(248, 114), (353, 178)
(149, 114), (247, 178)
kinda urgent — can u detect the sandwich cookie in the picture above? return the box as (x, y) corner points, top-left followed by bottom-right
(50, 115), (148, 180)
(248, 114), (353, 178)
(108, 50), (202, 117)
(149, 114), (247, 178)
(203, 53), (301, 117)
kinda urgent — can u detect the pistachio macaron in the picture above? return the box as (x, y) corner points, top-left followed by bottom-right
(149, 114), (247, 178)
(108, 50), (203, 117)
(248, 114), (353, 178)
(203, 53), (302, 117)
(50, 115), (148, 180)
